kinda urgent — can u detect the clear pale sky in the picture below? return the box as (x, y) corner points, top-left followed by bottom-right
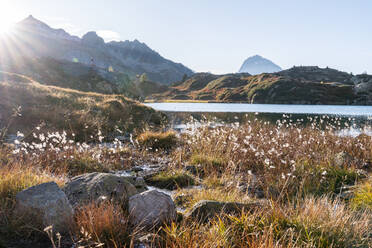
(3, 0), (372, 74)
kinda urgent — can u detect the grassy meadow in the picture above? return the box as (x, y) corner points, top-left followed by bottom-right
(0, 113), (371, 247)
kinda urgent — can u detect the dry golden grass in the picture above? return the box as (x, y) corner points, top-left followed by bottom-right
(73, 202), (134, 247)
(174, 187), (252, 210)
(0, 164), (65, 206)
(163, 197), (371, 248)
(0, 162), (65, 242)
(175, 118), (371, 199)
(0, 114), (371, 247)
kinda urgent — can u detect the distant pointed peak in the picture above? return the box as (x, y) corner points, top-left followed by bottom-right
(20, 15), (41, 23)
(17, 15), (50, 28)
(239, 55), (282, 74)
(245, 55), (266, 61)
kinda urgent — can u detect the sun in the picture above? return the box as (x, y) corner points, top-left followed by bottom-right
(0, 4), (18, 34)
(0, 20), (14, 34)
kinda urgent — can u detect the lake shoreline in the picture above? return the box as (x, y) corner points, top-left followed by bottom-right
(145, 102), (372, 116)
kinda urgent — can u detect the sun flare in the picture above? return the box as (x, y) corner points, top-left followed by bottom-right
(0, 4), (18, 34)
(0, 21), (14, 34)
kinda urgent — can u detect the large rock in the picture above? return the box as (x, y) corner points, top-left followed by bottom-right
(129, 190), (176, 229)
(185, 200), (261, 223)
(63, 172), (137, 207)
(15, 182), (73, 233)
(123, 176), (148, 193)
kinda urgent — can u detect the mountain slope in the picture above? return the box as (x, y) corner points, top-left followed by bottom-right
(0, 15), (193, 85)
(152, 66), (372, 105)
(0, 56), (139, 96)
(239, 55), (282, 75)
(0, 71), (166, 140)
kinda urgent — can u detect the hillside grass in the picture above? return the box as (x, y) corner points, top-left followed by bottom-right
(153, 71), (357, 104)
(0, 71), (166, 140)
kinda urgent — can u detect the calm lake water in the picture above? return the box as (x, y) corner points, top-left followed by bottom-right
(145, 103), (372, 116)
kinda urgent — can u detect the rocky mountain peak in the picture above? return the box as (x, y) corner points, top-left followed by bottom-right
(15, 15), (78, 41)
(17, 15), (51, 30)
(239, 55), (282, 75)
(82, 31), (105, 46)
(109, 39), (153, 52)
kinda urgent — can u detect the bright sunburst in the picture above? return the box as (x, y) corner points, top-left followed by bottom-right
(0, 3), (17, 34)
(0, 21), (13, 34)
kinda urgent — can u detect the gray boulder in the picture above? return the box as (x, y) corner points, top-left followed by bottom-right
(129, 190), (176, 229)
(15, 182), (73, 233)
(185, 200), (261, 223)
(63, 172), (137, 207)
(123, 176), (148, 193)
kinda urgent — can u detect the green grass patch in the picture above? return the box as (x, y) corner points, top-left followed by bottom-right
(62, 155), (121, 176)
(138, 131), (178, 150)
(293, 163), (359, 197)
(189, 154), (225, 168)
(351, 179), (372, 210)
(145, 171), (195, 190)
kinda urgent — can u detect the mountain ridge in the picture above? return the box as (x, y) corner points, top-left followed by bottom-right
(151, 66), (372, 105)
(0, 15), (193, 85)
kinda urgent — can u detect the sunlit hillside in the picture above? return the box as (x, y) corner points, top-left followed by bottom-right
(0, 71), (166, 141)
